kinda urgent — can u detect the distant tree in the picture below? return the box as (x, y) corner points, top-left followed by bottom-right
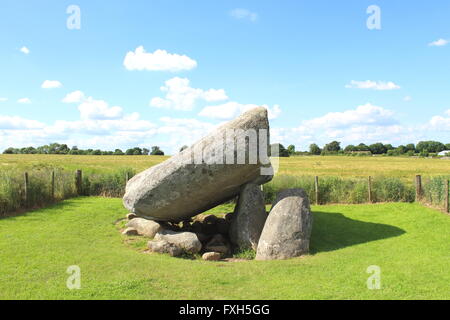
(369, 143), (387, 155)
(445, 143), (450, 150)
(405, 143), (416, 153)
(287, 145), (296, 156)
(142, 148), (150, 155)
(91, 149), (102, 155)
(179, 145), (188, 152)
(3, 147), (16, 154)
(344, 145), (356, 153)
(323, 141), (341, 153)
(69, 146), (80, 155)
(355, 143), (370, 152)
(114, 149), (124, 155)
(396, 145), (407, 154)
(151, 146), (164, 156)
(270, 143), (289, 157)
(125, 149), (134, 155)
(309, 143), (322, 155)
(416, 141), (445, 153)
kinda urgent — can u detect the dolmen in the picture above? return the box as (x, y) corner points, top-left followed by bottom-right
(121, 107), (313, 261)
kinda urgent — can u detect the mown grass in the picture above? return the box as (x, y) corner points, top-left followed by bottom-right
(0, 197), (448, 300)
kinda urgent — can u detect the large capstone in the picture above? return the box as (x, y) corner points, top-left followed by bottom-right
(123, 107), (273, 222)
(229, 183), (267, 250)
(256, 189), (313, 260)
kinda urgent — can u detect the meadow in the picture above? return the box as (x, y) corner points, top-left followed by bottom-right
(0, 197), (448, 299)
(2, 154), (450, 178)
(1, 154), (449, 216)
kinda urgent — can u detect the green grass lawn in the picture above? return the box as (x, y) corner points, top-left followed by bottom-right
(0, 197), (449, 300)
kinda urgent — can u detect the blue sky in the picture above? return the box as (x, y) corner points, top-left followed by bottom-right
(0, 0), (449, 153)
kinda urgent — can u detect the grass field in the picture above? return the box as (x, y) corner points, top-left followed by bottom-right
(0, 197), (448, 300)
(1, 154), (449, 178)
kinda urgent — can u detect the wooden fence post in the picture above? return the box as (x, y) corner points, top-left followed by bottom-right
(315, 176), (319, 205)
(415, 175), (422, 202)
(51, 171), (55, 201)
(445, 179), (449, 214)
(368, 176), (373, 203)
(75, 170), (82, 195)
(24, 172), (29, 207)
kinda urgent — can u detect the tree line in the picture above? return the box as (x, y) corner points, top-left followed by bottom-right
(273, 140), (450, 157)
(2, 143), (165, 156)
(3, 140), (450, 157)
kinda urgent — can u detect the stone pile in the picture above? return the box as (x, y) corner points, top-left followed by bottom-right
(121, 107), (313, 261)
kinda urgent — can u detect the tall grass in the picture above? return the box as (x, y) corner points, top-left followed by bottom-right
(422, 175), (450, 207)
(1, 167), (447, 217)
(263, 175), (416, 204)
(0, 167), (135, 216)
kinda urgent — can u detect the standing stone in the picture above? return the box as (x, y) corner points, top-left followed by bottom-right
(125, 218), (162, 238)
(256, 189), (313, 260)
(229, 183), (267, 250)
(123, 107), (273, 222)
(154, 230), (202, 254)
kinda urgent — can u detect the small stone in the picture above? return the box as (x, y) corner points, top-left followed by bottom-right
(204, 234), (230, 255)
(202, 252), (221, 261)
(126, 218), (162, 238)
(148, 240), (183, 257)
(154, 229), (202, 254)
(202, 214), (218, 224)
(126, 213), (137, 220)
(122, 227), (139, 236)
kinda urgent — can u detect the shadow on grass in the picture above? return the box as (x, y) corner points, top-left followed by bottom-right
(0, 198), (87, 221)
(310, 211), (406, 254)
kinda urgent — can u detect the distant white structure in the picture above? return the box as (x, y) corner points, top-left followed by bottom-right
(438, 150), (450, 156)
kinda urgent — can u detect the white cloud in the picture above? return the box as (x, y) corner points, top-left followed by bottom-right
(17, 98), (31, 104)
(20, 46), (30, 54)
(63, 91), (124, 120)
(0, 115), (44, 130)
(299, 103), (396, 129)
(427, 110), (450, 131)
(0, 98), (7, 102)
(62, 90), (85, 103)
(345, 80), (400, 90)
(428, 39), (449, 47)
(41, 80), (62, 89)
(150, 77), (228, 111)
(403, 96), (412, 102)
(230, 8), (258, 22)
(123, 47), (197, 72)
(77, 97), (123, 120)
(199, 102), (281, 120)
